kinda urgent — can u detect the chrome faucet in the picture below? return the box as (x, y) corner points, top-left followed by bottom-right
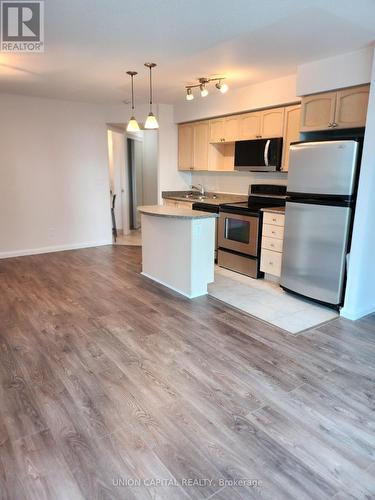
(191, 184), (205, 195)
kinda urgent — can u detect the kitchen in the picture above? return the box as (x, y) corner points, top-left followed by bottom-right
(1, 2), (375, 499)
(138, 82), (369, 333)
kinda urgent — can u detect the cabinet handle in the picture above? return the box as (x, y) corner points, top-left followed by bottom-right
(332, 122), (337, 128)
(328, 123), (333, 128)
(272, 218), (277, 222)
(269, 261), (273, 265)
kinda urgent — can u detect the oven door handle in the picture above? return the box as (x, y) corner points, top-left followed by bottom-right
(264, 139), (270, 167)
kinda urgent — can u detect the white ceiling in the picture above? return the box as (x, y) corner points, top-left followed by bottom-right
(0, 0), (374, 105)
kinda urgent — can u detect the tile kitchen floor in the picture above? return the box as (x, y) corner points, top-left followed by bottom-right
(208, 267), (338, 334)
(114, 229), (142, 246)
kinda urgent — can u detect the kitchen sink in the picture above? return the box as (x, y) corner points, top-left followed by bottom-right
(184, 193), (218, 200)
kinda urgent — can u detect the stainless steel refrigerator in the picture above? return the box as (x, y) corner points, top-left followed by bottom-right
(280, 140), (360, 308)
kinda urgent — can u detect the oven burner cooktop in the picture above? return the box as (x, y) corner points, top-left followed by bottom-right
(220, 195), (286, 214)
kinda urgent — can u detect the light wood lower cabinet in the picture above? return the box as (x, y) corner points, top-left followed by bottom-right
(163, 199), (193, 209)
(260, 211), (285, 278)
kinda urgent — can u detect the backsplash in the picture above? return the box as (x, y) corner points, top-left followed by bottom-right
(190, 171), (288, 194)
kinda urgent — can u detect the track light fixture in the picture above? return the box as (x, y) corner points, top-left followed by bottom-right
(185, 76), (229, 101)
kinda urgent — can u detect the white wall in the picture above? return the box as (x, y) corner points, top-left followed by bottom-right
(0, 94), (149, 257)
(191, 171), (287, 195)
(174, 74), (298, 123)
(157, 104), (191, 202)
(142, 130), (158, 205)
(107, 129), (125, 230)
(296, 46), (373, 96)
(341, 45), (375, 320)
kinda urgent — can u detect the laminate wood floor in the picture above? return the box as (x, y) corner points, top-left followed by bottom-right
(0, 245), (374, 500)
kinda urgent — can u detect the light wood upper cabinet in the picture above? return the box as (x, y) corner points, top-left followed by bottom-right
(238, 112), (261, 140)
(260, 107), (285, 138)
(209, 118), (225, 143)
(281, 105), (301, 172)
(193, 121), (209, 170)
(335, 86), (369, 128)
(300, 92), (337, 132)
(178, 121), (208, 171)
(300, 85), (369, 132)
(209, 116), (240, 143)
(224, 116), (240, 142)
(178, 123), (194, 170)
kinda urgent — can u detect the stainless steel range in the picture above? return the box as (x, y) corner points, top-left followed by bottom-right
(218, 184), (286, 278)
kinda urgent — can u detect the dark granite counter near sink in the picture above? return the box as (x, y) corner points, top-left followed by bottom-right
(162, 190), (247, 206)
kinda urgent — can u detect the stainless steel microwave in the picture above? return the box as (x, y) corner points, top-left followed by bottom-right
(234, 137), (283, 172)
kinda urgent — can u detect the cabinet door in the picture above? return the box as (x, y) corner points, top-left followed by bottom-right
(193, 121), (209, 170)
(334, 85), (369, 129)
(163, 199), (178, 207)
(223, 116), (240, 141)
(238, 112), (261, 140)
(178, 123), (194, 170)
(176, 200), (193, 209)
(281, 105), (301, 172)
(300, 92), (336, 132)
(209, 118), (225, 142)
(260, 107), (285, 138)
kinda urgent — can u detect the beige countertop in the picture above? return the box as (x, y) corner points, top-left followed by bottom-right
(138, 205), (218, 219)
(261, 206), (286, 214)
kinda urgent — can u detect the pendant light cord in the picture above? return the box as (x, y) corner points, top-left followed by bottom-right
(131, 74), (135, 112)
(149, 66), (153, 111)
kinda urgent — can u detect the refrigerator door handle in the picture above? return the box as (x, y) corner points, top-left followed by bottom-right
(264, 139), (270, 167)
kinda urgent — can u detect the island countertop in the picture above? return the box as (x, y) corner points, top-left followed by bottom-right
(138, 205), (218, 219)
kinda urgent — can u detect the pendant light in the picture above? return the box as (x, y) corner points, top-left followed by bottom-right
(126, 71), (140, 132)
(144, 62), (159, 129)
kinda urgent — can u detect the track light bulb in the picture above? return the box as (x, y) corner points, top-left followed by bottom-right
(219, 82), (229, 93)
(200, 84), (208, 97)
(215, 81), (229, 93)
(186, 88), (194, 100)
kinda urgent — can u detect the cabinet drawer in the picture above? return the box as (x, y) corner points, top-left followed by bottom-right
(263, 212), (285, 226)
(260, 249), (282, 276)
(262, 224), (284, 239)
(262, 236), (283, 253)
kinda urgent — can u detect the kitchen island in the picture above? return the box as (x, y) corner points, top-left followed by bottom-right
(137, 205), (217, 298)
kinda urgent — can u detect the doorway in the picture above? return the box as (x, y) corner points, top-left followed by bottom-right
(107, 125), (158, 246)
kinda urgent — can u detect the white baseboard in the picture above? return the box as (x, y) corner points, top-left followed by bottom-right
(141, 272), (207, 299)
(0, 240), (112, 259)
(340, 303), (375, 320)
